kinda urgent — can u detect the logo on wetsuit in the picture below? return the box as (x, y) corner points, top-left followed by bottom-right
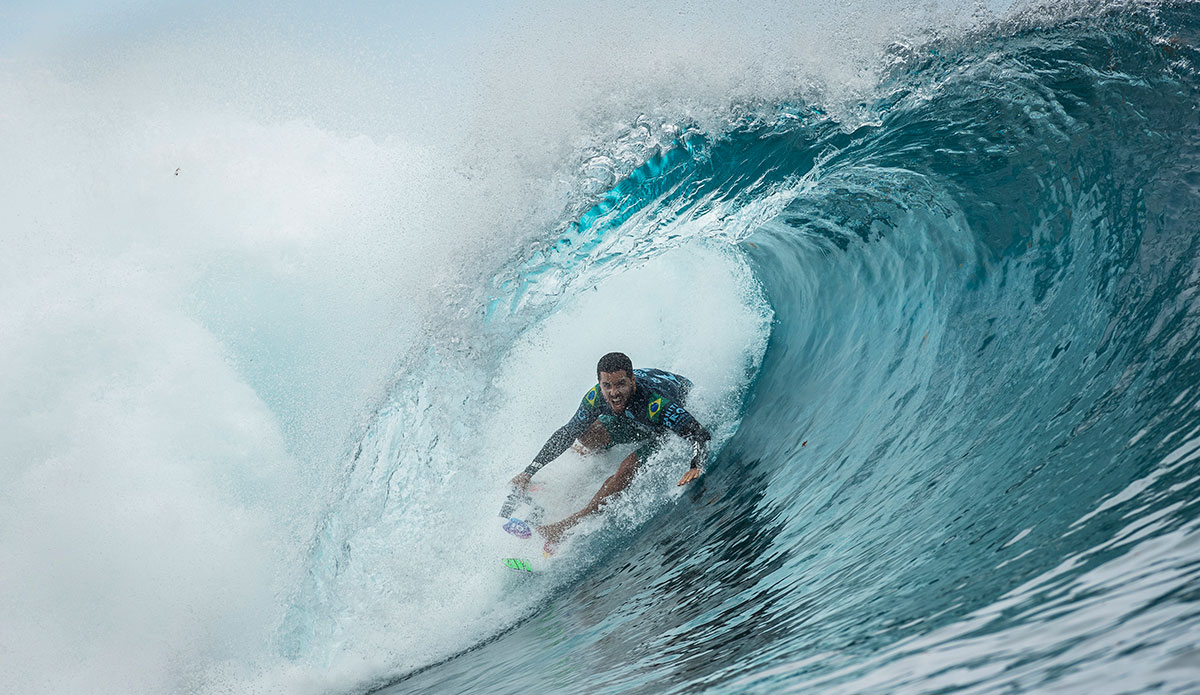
(585, 385), (599, 407)
(647, 395), (665, 423)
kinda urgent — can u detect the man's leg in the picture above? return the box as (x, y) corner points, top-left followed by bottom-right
(537, 449), (641, 543)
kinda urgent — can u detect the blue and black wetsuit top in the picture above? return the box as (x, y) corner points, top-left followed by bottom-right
(524, 368), (711, 476)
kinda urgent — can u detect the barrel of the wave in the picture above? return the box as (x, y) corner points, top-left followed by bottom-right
(498, 485), (546, 574)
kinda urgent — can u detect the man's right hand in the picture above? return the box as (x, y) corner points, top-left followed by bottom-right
(677, 467), (703, 486)
(510, 471), (532, 490)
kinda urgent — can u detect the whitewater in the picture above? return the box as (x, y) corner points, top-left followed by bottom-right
(3, 1), (1200, 694)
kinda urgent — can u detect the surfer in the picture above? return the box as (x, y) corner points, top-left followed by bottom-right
(510, 352), (712, 544)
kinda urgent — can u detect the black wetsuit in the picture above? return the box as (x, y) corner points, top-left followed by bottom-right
(524, 368), (711, 477)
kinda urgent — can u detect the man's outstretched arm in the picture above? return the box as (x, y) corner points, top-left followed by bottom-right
(511, 399), (596, 488)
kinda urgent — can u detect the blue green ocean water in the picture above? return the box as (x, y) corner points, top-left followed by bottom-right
(365, 6), (1200, 694)
(4, 2), (1200, 694)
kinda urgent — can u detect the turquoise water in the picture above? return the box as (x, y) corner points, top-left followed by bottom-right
(5, 2), (1200, 694)
(370, 6), (1200, 695)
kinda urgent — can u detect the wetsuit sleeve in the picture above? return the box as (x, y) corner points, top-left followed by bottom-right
(661, 402), (712, 469)
(524, 391), (600, 477)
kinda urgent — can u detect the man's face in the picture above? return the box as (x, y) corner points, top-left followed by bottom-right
(599, 369), (636, 414)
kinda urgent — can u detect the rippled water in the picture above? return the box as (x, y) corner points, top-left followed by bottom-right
(5, 3), (1200, 694)
(372, 5), (1200, 694)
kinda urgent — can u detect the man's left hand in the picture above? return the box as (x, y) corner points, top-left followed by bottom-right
(510, 471), (532, 490)
(677, 467), (702, 486)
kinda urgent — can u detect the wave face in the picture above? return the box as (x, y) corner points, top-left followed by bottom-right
(5, 3), (1200, 695)
(375, 6), (1200, 695)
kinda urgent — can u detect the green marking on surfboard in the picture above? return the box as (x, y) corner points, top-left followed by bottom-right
(503, 557), (534, 573)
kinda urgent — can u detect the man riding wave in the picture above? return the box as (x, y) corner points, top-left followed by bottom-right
(510, 352), (711, 544)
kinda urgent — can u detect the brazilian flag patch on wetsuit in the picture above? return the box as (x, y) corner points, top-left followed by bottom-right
(647, 395), (666, 422)
(585, 385), (599, 408)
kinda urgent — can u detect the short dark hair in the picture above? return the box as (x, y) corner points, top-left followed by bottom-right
(597, 352), (633, 379)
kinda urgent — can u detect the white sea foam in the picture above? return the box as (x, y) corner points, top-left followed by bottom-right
(0, 2), (1002, 693)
